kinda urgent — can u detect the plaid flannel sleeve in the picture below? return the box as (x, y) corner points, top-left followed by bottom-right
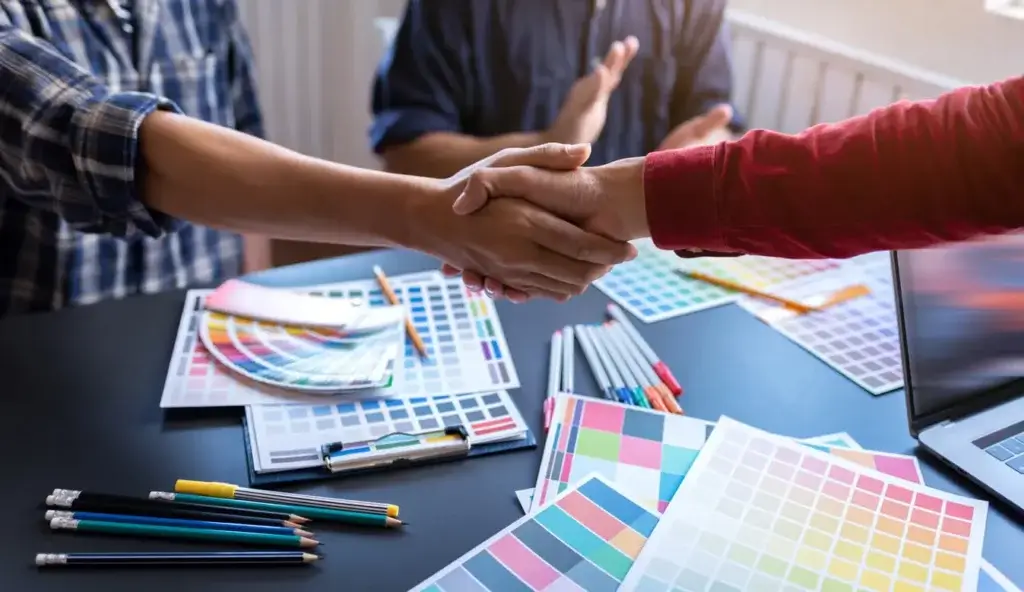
(223, 0), (265, 139)
(0, 25), (184, 238)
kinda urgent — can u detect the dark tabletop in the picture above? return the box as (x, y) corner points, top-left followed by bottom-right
(1, 249), (1020, 591)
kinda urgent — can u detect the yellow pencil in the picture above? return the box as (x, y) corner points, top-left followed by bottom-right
(373, 265), (428, 358)
(682, 271), (820, 314)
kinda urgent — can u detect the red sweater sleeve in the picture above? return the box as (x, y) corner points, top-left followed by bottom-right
(642, 76), (1024, 259)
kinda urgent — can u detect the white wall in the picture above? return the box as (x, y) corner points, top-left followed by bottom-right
(729, 0), (1024, 85)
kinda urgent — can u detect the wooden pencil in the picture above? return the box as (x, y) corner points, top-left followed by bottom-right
(373, 265), (427, 358)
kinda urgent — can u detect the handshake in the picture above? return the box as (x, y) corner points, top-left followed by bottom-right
(412, 142), (648, 304)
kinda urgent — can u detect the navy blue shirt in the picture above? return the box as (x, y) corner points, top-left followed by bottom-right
(370, 0), (740, 166)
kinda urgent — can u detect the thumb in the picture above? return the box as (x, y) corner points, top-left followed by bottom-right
(451, 166), (532, 215)
(491, 142), (591, 171)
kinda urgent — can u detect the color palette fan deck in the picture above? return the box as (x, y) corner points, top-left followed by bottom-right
(159, 272), (519, 407)
(246, 390), (528, 473)
(532, 394), (712, 513)
(412, 475), (659, 592)
(624, 416), (988, 592)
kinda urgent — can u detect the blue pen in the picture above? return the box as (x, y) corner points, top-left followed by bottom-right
(585, 325), (636, 405)
(43, 510), (310, 538)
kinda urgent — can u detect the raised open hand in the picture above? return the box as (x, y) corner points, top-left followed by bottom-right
(657, 104), (734, 151)
(544, 37), (640, 145)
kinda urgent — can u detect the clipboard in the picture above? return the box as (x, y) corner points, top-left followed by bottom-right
(241, 415), (537, 487)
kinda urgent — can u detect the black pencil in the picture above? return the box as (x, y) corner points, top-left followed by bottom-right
(46, 490), (304, 527)
(35, 551), (320, 567)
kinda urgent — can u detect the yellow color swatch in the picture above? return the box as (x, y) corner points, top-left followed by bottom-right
(893, 582), (925, 592)
(859, 569), (891, 592)
(803, 528), (832, 551)
(934, 551), (966, 573)
(871, 532), (900, 555)
(610, 528), (646, 559)
(795, 546), (827, 570)
(901, 542), (932, 564)
(839, 522), (869, 544)
(930, 570), (963, 591)
(898, 560), (928, 583)
(828, 558), (858, 580)
(833, 540), (865, 563)
(865, 551), (896, 573)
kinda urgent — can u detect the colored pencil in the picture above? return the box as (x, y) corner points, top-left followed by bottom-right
(373, 265), (427, 358)
(44, 510), (312, 538)
(574, 324), (616, 401)
(606, 304), (683, 395)
(150, 492), (405, 528)
(46, 490), (304, 526)
(49, 517), (320, 548)
(605, 322), (671, 413)
(585, 324), (635, 405)
(608, 321), (683, 414)
(681, 270), (819, 314)
(596, 324), (652, 409)
(173, 480), (398, 517)
(35, 551), (320, 567)
(545, 330), (563, 430)
(561, 325), (575, 394)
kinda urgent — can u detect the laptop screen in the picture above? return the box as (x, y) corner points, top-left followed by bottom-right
(896, 233), (1024, 421)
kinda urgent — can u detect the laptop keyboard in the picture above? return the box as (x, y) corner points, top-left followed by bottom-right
(981, 428), (1024, 473)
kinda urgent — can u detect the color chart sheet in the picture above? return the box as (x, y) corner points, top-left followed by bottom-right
(739, 264), (903, 395)
(246, 390), (528, 473)
(411, 475), (659, 592)
(595, 239), (844, 324)
(531, 394), (714, 514)
(159, 272), (519, 407)
(624, 417), (989, 592)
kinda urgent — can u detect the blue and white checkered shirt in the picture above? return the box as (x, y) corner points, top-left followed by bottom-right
(0, 0), (263, 316)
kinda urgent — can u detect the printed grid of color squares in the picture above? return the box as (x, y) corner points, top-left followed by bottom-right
(624, 417), (987, 592)
(246, 391), (527, 472)
(739, 268), (903, 396)
(532, 395), (711, 513)
(412, 475), (659, 592)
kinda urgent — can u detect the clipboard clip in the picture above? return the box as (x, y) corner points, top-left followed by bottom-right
(320, 425), (471, 473)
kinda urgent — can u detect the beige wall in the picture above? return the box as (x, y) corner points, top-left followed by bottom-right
(729, 0), (1024, 85)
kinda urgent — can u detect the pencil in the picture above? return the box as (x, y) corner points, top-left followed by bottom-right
(173, 480), (398, 518)
(584, 325), (635, 405)
(47, 490), (306, 526)
(608, 321), (682, 414)
(561, 325), (575, 394)
(44, 510), (313, 538)
(150, 492), (405, 528)
(373, 265), (427, 358)
(596, 324), (652, 409)
(545, 330), (563, 430)
(49, 517), (320, 548)
(35, 551), (320, 567)
(606, 304), (683, 396)
(605, 322), (676, 413)
(574, 324), (616, 401)
(681, 270), (819, 314)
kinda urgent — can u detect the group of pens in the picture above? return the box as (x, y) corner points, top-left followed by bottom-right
(544, 303), (685, 428)
(36, 479), (401, 569)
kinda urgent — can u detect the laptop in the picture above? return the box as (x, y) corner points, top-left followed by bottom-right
(893, 233), (1024, 514)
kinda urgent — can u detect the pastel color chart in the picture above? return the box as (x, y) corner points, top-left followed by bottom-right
(412, 475), (659, 592)
(593, 240), (737, 323)
(201, 310), (401, 392)
(739, 265), (903, 395)
(159, 272), (520, 407)
(531, 394), (713, 514)
(679, 256), (839, 290)
(246, 390), (528, 473)
(624, 416), (988, 592)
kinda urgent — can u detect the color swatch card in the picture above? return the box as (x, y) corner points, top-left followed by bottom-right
(738, 267), (903, 395)
(246, 390), (528, 473)
(531, 394), (714, 514)
(679, 256), (839, 291)
(201, 310), (403, 393)
(411, 475), (659, 592)
(594, 239), (738, 323)
(204, 278), (404, 331)
(159, 272), (520, 407)
(624, 416), (989, 592)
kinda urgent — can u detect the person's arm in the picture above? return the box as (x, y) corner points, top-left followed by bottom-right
(644, 76), (1024, 258)
(668, 0), (744, 134)
(369, 0), (545, 178)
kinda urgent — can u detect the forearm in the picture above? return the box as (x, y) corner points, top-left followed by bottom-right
(139, 111), (430, 247)
(382, 131), (545, 178)
(644, 76), (1024, 258)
